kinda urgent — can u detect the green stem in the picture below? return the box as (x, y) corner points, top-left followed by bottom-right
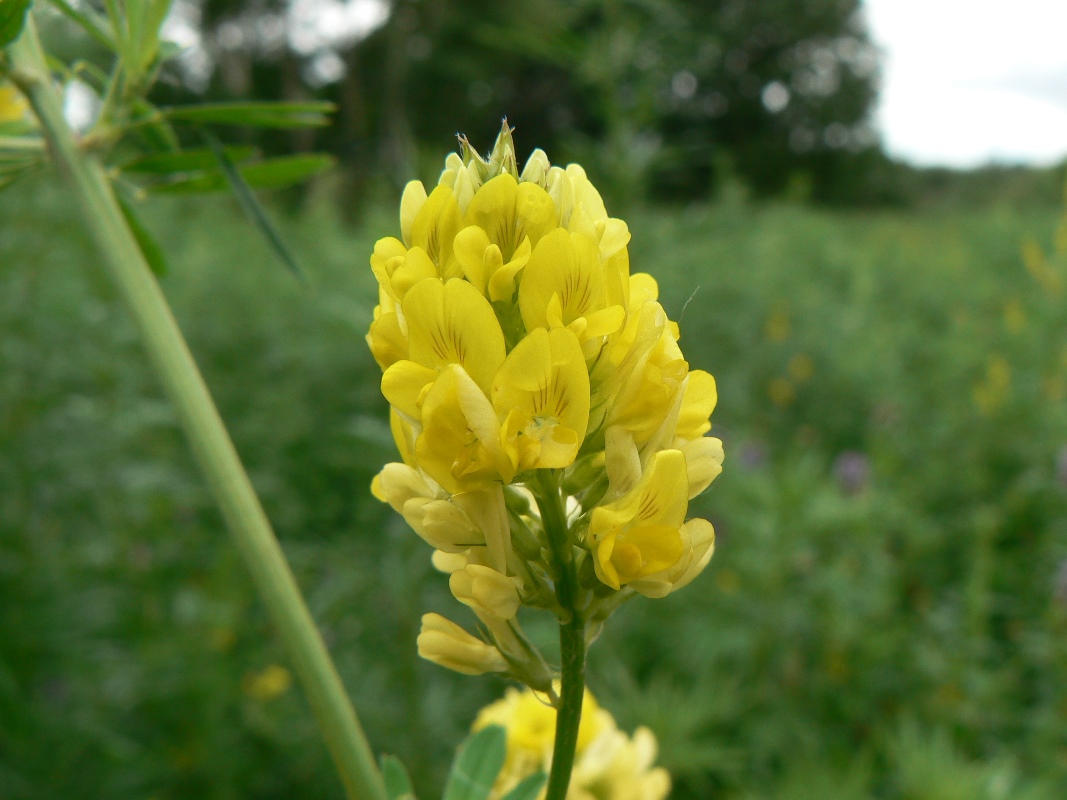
(534, 470), (587, 800)
(6, 20), (387, 800)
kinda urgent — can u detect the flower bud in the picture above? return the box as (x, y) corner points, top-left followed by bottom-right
(450, 564), (522, 620)
(417, 613), (508, 675)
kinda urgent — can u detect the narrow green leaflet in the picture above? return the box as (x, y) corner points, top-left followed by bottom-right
(129, 99), (181, 153)
(500, 773), (547, 800)
(162, 101), (336, 129)
(204, 130), (308, 283)
(120, 146), (255, 175)
(0, 0), (32, 48)
(116, 193), (169, 277)
(380, 754), (417, 800)
(443, 725), (507, 800)
(148, 154), (335, 194)
(44, 0), (115, 49)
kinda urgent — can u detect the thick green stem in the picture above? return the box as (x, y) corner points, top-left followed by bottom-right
(534, 470), (587, 800)
(6, 20), (387, 800)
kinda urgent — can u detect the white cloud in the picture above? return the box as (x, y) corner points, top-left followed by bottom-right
(863, 0), (1067, 166)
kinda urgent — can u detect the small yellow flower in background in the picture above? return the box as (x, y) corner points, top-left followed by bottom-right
(767, 376), (795, 407)
(473, 687), (670, 800)
(1002, 299), (1026, 334)
(764, 307), (791, 342)
(1021, 237), (1063, 295)
(972, 354), (1011, 416)
(788, 353), (814, 382)
(242, 663), (291, 701)
(367, 123), (723, 686)
(0, 84), (28, 124)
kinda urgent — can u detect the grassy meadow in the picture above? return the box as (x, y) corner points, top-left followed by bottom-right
(2, 176), (1067, 799)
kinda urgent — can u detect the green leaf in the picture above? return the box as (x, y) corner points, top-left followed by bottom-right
(149, 154), (335, 194)
(443, 725), (507, 800)
(500, 773), (547, 800)
(0, 0), (32, 48)
(45, 0), (116, 50)
(120, 146), (255, 175)
(380, 754), (417, 800)
(203, 129), (307, 284)
(162, 101), (336, 129)
(116, 194), (169, 277)
(129, 99), (180, 153)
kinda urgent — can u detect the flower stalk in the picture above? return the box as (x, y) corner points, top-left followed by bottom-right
(6, 19), (386, 800)
(533, 470), (587, 800)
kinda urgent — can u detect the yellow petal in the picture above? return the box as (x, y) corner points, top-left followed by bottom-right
(400, 180), (428, 246)
(416, 365), (503, 494)
(676, 370), (717, 440)
(464, 173), (519, 251)
(403, 278), (506, 394)
(680, 436), (724, 498)
(519, 228), (605, 332)
(381, 360), (438, 419)
(515, 180), (560, 248)
(492, 326), (590, 472)
(410, 185), (462, 276)
(453, 225), (495, 293)
(366, 309), (407, 371)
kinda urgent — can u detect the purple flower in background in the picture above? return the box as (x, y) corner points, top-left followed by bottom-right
(739, 441), (767, 470)
(834, 450), (870, 495)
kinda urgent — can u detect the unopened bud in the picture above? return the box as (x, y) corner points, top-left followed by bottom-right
(450, 564), (522, 620)
(417, 613), (509, 675)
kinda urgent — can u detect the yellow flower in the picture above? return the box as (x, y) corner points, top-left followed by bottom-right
(493, 326), (590, 478)
(414, 364), (504, 494)
(589, 449), (690, 592)
(519, 227), (626, 347)
(242, 664), (291, 702)
(472, 687), (670, 800)
(368, 125), (723, 679)
(0, 84), (28, 124)
(380, 277), (505, 420)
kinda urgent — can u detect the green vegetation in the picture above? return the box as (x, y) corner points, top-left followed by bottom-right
(2, 177), (1066, 799)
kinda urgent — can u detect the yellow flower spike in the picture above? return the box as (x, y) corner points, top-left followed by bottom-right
(589, 449), (690, 590)
(415, 365), (504, 494)
(449, 564), (523, 620)
(492, 327), (590, 478)
(418, 613), (509, 676)
(518, 228), (625, 343)
(404, 278), (506, 394)
(400, 180), (428, 246)
(675, 370), (718, 441)
(679, 436), (724, 499)
(410, 185), (463, 278)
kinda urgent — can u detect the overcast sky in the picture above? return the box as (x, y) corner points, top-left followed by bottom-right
(863, 0), (1067, 167)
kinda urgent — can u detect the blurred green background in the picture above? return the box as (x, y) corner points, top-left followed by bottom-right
(4, 1), (1067, 798)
